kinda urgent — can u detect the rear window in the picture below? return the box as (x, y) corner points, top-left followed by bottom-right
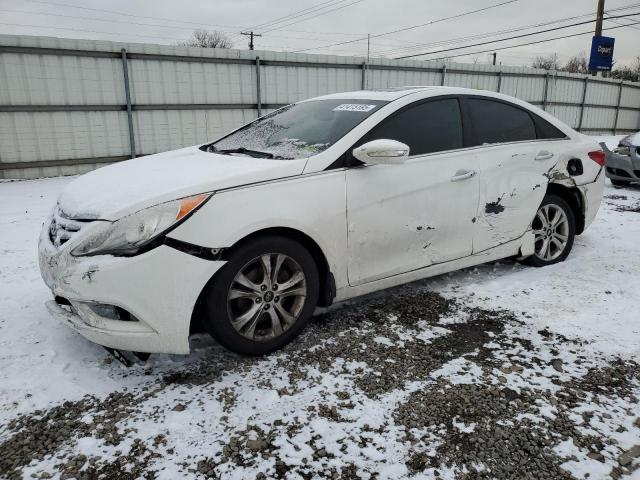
(467, 98), (536, 145)
(532, 115), (567, 139)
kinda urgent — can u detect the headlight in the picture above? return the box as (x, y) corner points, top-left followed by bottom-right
(71, 193), (210, 256)
(613, 145), (630, 156)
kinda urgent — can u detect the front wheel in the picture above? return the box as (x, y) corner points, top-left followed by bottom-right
(203, 235), (319, 355)
(524, 194), (575, 267)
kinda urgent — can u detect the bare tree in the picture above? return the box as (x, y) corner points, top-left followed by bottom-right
(611, 56), (640, 82)
(563, 53), (588, 74)
(179, 29), (233, 49)
(532, 53), (560, 71)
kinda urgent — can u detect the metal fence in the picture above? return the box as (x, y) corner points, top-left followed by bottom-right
(1, 34), (639, 179)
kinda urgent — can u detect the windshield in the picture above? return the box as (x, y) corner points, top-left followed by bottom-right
(209, 99), (388, 159)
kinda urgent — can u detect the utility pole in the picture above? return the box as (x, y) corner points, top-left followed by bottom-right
(365, 33), (371, 89)
(593, 0), (605, 76)
(492, 52), (497, 66)
(240, 31), (262, 50)
(595, 0), (605, 36)
(366, 33), (371, 64)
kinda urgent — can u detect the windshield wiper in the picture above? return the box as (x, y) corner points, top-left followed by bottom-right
(209, 146), (275, 159)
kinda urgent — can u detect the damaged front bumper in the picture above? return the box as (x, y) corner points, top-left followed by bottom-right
(603, 145), (640, 183)
(38, 221), (225, 354)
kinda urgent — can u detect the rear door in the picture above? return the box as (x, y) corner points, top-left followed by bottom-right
(462, 97), (554, 252)
(346, 97), (479, 286)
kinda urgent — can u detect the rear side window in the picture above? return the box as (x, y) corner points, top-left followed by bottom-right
(467, 98), (536, 145)
(365, 98), (463, 156)
(532, 114), (567, 139)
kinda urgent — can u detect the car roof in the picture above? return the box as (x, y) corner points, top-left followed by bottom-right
(302, 86), (578, 138)
(307, 86), (499, 102)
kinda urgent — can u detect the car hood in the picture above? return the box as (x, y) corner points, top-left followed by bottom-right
(57, 146), (306, 220)
(620, 131), (640, 147)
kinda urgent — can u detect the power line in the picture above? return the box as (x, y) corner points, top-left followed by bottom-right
(259, 0), (365, 34)
(0, 20), (295, 50)
(3, 10), (410, 49)
(245, 0), (348, 32)
(609, 18), (640, 29)
(5, 0), (639, 61)
(375, 3), (640, 56)
(378, 16), (589, 56)
(395, 12), (640, 59)
(0, 8), (240, 33)
(0, 21), (197, 42)
(289, 0), (520, 53)
(18, 0), (240, 30)
(0, 20), (371, 52)
(17, 0), (373, 39)
(429, 19), (640, 62)
(0, 8), (386, 45)
(230, 0), (361, 42)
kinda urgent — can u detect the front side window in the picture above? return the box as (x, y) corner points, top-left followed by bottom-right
(364, 98), (463, 156)
(467, 98), (536, 145)
(209, 99), (387, 159)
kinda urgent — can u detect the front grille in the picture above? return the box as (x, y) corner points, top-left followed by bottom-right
(49, 207), (90, 248)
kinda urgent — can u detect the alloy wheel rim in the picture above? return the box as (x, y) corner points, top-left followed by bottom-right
(532, 204), (569, 262)
(227, 253), (307, 342)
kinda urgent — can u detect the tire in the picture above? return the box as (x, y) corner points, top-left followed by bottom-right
(203, 235), (319, 355)
(611, 179), (631, 187)
(524, 194), (576, 268)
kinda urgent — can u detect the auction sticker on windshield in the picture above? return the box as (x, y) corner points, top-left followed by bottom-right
(333, 104), (378, 112)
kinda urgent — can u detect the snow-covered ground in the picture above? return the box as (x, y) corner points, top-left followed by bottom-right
(1, 175), (639, 479)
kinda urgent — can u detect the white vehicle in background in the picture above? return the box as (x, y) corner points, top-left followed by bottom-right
(39, 86), (605, 357)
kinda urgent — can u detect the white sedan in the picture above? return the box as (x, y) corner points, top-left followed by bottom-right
(39, 86), (605, 356)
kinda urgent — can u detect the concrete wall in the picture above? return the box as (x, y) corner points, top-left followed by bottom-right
(1, 34), (639, 179)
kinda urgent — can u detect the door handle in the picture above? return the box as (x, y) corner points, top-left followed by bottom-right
(450, 169), (477, 182)
(535, 150), (554, 161)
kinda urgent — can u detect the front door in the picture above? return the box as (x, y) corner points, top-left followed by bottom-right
(345, 98), (479, 286)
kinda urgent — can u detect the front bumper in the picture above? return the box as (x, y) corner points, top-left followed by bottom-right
(38, 224), (225, 354)
(604, 149), (640, 182)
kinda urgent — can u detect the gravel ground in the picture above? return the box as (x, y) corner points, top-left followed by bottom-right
(1, 178), (639, 479)
(1, 291), (639, 480)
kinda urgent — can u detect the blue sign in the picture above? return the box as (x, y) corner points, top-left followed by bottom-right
(588, 36), (615, 71)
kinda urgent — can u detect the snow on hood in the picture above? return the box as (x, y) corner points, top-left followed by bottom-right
(57, 146), (306, 220)
(621, 131), (640, 146)
(592, 135), (625, 151)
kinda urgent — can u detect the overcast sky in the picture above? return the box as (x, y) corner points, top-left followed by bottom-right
(0, 0), (638, 68)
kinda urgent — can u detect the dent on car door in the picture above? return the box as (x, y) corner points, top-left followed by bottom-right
(464, 97), (553, 252)
(345, 98), (479, 286)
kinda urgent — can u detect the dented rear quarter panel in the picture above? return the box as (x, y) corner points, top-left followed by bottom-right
(473, 134), (602, 252)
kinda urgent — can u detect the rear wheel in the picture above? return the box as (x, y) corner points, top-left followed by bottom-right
(203, 236), (319, 355)
(611, 179), (631, 187)
(524, 194), (575, 267)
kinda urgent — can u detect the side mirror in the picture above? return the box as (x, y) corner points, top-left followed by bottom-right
(352, 139), (410, 165)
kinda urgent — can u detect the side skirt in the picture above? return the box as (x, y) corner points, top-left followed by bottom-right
(334, 232), (533, 302)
